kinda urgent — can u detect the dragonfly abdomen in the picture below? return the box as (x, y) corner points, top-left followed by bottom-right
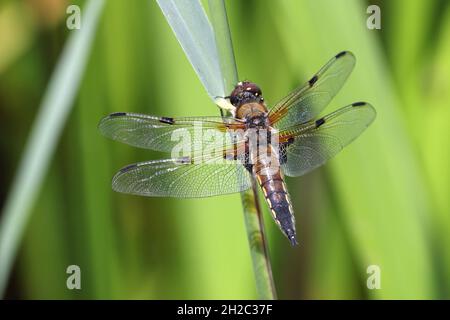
(256, 170), (297, 246)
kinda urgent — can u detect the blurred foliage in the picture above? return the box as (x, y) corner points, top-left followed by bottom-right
(0, 0), (449, 299)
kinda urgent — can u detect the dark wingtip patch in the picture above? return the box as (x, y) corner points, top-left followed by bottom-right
(352, 101), (366, 107)
(315, 117), (326, 127)
(336, 51), (347, 59)
(160, 117), (175, 125)
(309, 75), (319, 86)
(119, 163), (138, 173)
(110, 112), (127, 117)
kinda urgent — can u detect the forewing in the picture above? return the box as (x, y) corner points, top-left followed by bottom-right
(98, 112), (245, 153)
(279, 102), (376, 177)
(112, 156), (252, 198)
(269, 51), (356, 129)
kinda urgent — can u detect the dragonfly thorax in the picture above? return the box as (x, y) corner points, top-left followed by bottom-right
(246, 114), (269, 129)
(235, 101), (268, 123)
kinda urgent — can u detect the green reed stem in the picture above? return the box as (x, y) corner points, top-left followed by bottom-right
(0, 0), (105, 296)
(208, 0), (277, 300)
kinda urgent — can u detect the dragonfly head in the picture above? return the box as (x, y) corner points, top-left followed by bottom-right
(229, 81), (264, 108)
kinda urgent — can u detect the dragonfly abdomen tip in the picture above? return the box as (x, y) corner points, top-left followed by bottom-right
(289, 235), (298, 246)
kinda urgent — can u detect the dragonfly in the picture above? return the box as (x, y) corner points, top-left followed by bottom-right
(98, 51), (376, 246)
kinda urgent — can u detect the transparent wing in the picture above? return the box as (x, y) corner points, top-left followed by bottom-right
(98, 112), (245, 152)
(112, 156), (252, 198)
(268, 51), (356, 130)
(279, 102), (376, 177)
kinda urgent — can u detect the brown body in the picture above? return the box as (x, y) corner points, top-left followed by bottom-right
(233, 94), (297, 245)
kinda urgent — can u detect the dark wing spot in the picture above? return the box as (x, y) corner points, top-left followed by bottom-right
(352, 102), (366, 107)
(119, 163), (138, 173)
(174, 156), (192, 165)
(110, 112), (127, 117)
(309, 75), (319, 86)
(335, 51), (347, 59)
(159, 117), (175, 124)
(315, 117), (326, 127)
(287, 137), (295, 144)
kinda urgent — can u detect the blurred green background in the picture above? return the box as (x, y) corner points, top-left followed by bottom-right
(1, 0), (449, 299)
